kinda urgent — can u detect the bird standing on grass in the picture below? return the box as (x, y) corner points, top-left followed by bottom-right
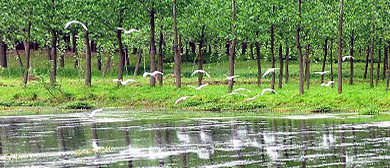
(112, 79), (136, 85)
(262, 68), (280, 77)
(191, 70), (211, 78)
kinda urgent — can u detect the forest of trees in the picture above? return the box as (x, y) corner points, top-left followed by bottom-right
(1, 0), (390, 94)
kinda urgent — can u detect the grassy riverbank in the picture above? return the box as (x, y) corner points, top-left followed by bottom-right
(0, 50), (389, 115)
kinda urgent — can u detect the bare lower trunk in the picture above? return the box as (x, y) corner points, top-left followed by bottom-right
(228, 0), (236, 92)
(369, 24), (375, 88)
(46, 45), (52, 60)
(255, 41), (261, 87)
(158, 25), (164, 86)
(321, 38), (328, 83)
(349, 31), (354, 85)
(149, 9), (157, 87)
(0, 36), (7, 68)
(285, 45), (289, 84)
(383, 45), (388, 81)
(22, 22), (32, 86)
(198, 25), (206, 86)
(278, 44), (283, 89)
(364, 46), (369, 79)
(296, 0), (304, 94)
(96, 52), (101, 71)
(84, 31), (92, 86)
(337, 0), (344, 94)
(386, 46), (390, 91)
(134, 48), (142, 77)
(330, 39), (334, 87)
(102, 54), (112, 78)
(376, 37), (382, 86)
(173, 0), (181, 88)
(117, 10), (125, 86)
(304, 44), (310, 89)
(50, 29), (57, 86)
(270, 24), (275, 89)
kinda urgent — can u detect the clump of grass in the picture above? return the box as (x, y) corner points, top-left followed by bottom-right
(65, 101), (95, 109)
(315, 104), (333, 113)
(0, 100), (42, 107)
(358, 105), (380, 116)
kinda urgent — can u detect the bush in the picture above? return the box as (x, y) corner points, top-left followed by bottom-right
(358, 106), (380, 115)
(65, 101), (95, 109)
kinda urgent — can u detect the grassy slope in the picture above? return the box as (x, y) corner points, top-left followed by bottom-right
(0, 49), (388, 114)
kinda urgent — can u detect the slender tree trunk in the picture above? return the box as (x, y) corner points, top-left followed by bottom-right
(134, 48), (142, 77)
(270, 24), (275, 90)
(46, 45), (52, 60)
(376, 37), (382, 86)
(0, 36), (7, 68)
(370, 24), (375, 88)
(116, 9), (125, 85)
(278, 44), (283, 89)
(383, 45), (388, 81)
(321, 38), (328, 83)
(349, 31), (354, 85)
(285, 44), (289, 84)
(22, 22), (32, 86)
(173, 0), (181, 88)
(330, 39), (334, 87)
(125, 47), (130, 67)
(50, 29), (57, 86)
(386, 46), (390, 91)
(59, 54), (64, 68)
(228, 0), (237, 92)
(198, 25), (206, 86)
(185, 42), (189, 62)
(296, 0), (304, 94)
(364, 46), (369, 79)
(84, 31), (92, 86)
(304, 44), (310, 89)
(102, 54), (112, 77)
(96, 52), (101, 71)
(250, 43), (254, 60)
(158, 24), (164, 86)
(14, 48), (23, 68)
(255, 40), (261, 87)
(149, 9), (157, 87)
(337, 0), (344, 94)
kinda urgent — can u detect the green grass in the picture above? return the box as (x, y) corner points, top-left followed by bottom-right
(0, 49), (389, 115)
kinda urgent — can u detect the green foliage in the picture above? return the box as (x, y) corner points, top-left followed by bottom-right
(65, 101), (95, 109)
(358, 105), (380, 116)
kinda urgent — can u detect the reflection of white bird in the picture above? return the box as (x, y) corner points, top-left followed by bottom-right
(342, 56), (354, 61)
(92, 139), (100, 150)
(262, 68), (280, 77)
(261, 88), (277, 95)
(224, 74), (240, 81)
(321, 81), (334, 87)
(90, 108), (103, 118)
(174, 96), (192, 105)
(233, 88), (252, 93)
(221, 92), (248, 98)
(112, 79), (136, 85)
(117, 27), (140, 34)
(313, 71), (330, 75)
(191, 70), (211, 78)
(65, 20), (88, 31)
(189, 83), (209, 90)
(143, 71), (163, 78)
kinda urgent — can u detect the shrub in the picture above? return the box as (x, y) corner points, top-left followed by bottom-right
(65, 101), (95, 109)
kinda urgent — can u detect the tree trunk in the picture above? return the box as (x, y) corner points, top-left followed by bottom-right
(190, 41), (196, 54)
(376, 37), (382, 86)
(0, 36), (7, 68)
(304, 44), (310, 89)
(198, 25), (206, 86)
(14, 48), (23, 68)
(285, 44), (289, 84)
(59, 53), (64, 68)
(125, 47), (130, 67)
(134, 48), (142, 77)
(255, 41), (261, 87)
(386, 46), (390, 92)
(241, 42), (247, 55)
(349, 31), (354, 85)
(296, 0), (304, 94)
(102, 54), (112, 77)
(383, 45), (388, 81)
(337, 0), (344, 94)
(157, 24), (164, 86)
(364, 46), (369, 79)
(50, 29), (57, 86)
(149, 9), (157, 87)
(185, 42), (189, 62)
(173, 0), (181, 88)
(270, 24), (275, 89)
(46, 45), (52, 60)
(96, 52), (101, 71)
(84, 31), (92, 86)
(369, 24), (375, 88)
(321, 38), (328, 83)
(250, 43), (254, 60)
(278, 44), (283, 89)
(330, 39), (334, 87)
(71, 31), (77, 52)
(228, 0), (236, 92)
(22, 22), (32, 86)
(116, 9), (125, 85)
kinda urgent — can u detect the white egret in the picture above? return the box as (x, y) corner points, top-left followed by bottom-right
(321, 81), (334, 87)
(174, 96), (192, 105)
(143, 71), (163, 78)
(189, 83), (209, 90)
(112, 79), (136, 85)
(221, 92), (248, 98)
(261, 88), (277, 95)
(224, 74), (240, 81)
(65, 20), (88, 31)
(342, 56), (354, 62)
(233, 88), (252, 93)
(89, 108), (103, 118)
(262, 68), (280, 77)
(313, 71), (330, 75)
(241, 94), (262, 102)
(191, 70), (211, 78)
(117, 27), (140, 34)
